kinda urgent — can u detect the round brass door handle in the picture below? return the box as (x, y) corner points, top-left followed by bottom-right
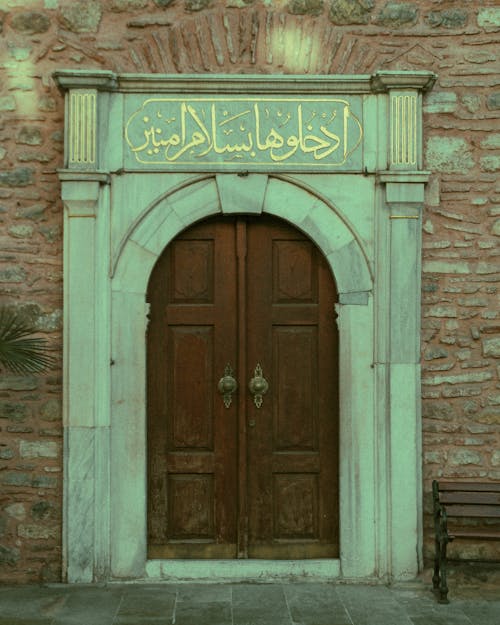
(248, 363), (268, 408)
(218, 363), (237, 408)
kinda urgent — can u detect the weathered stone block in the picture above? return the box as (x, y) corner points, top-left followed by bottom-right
(111, 0), (148, 10)
(31, 501), (56, 521)
(426, 9), (467, 29)
(0, 446), (14, 460)
(16, 203), (47, 220)
(476, 262), (500, 274)
(153, 0), (176, 6)
(31, 475), (57, 489)
(478, 8), (500, 32)
(1, 472), (32, 487)
(0, 96), (16, 112)
(0, 545), (20, 566)
(442, 386), (481, 397)
(423, 347), (449, 361)
(16, 127), (43, 146)
(424, 450), (446, 464)
(480, 155), (500, 172)
(18, 524), (57, 539)
(465, 51), (497, 64)
(34, 309), (62, 332)
(59, 0), (102, 32)
(37, 96), (57, 112)
(423, 92), (457, 114)
(19, 441), (58, 459)
(422, 401), (454, 420)
(185, 0), (212, 11)
(462, 95), (481, 114)
(329, 0), (373, 24)
(475, 407), (500, 425)
(9, 224), (34, 238)
(5, 504), (25, 520)
(422, 260), (471, 274)
(423, 305), (457, 318)
(0, 267), (27, 283)
(0, 167), (34, 187)
(425, 136), (474, 174)
(0, 402), (30, 422)
(39, 399), (62, 422)
(458, 297), (488, 308)
(482, 134), (500, 150)
(492, 451), (500, 466)
(376, 2), (418, 28)
(422, 371), (493, 385)
(482, 337), (500, 358)
(11, 12), (51, 34)
(289, 0), (324, 17)
(449, 449), (483, 466)
(487, 93), (500, 110)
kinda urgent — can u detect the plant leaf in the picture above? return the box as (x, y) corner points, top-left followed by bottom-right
(0, 307), (55, 374)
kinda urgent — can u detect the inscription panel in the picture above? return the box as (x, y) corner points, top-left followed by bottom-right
(124, 95), (363, 171)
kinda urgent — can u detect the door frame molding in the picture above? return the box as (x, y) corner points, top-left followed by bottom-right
(57, 71), (434, 583)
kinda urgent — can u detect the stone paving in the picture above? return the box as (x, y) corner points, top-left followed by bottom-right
(1, 572), (500, 625)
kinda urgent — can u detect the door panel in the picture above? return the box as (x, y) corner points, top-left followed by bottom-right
(147, 215), (338, 559)
(246, 218), (338, 558)
(147, 220), (238, 558)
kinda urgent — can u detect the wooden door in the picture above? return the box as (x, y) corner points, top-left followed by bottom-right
(147, 216), (338, 559)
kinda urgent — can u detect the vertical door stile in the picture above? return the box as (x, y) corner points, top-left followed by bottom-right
(236, 219), (248, 558)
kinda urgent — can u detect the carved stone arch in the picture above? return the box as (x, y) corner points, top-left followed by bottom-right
(114, 174), (372, 299)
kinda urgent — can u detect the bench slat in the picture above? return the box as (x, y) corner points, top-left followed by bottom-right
(438, 482), (500, 493)
(440, 491), (500, 505)
(445, 504), (500, 518)
(449, 530), (500, 540)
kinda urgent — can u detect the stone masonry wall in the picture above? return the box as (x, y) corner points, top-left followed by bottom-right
(0, 0), (499, 582)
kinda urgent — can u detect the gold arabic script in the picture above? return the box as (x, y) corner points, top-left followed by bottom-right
(125, 97), (363, 167)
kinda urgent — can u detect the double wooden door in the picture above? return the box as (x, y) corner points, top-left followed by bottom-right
(147, 215), (338, 559)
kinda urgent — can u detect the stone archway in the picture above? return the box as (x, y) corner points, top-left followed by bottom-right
(109, 175), (374, 580)
(57, 70), (434, 583)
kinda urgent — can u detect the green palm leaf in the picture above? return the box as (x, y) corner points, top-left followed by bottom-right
(0, 307), (55, 375)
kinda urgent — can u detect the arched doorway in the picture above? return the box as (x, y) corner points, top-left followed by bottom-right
(146, 215), (339, 560)
(57, 68), (434, 582)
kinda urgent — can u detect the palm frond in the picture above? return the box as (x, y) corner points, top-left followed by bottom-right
(0, 307), (55, 375)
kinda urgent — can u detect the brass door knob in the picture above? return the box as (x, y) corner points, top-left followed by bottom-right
(248, 363), (269, 408)
(218, 363), (237, 408)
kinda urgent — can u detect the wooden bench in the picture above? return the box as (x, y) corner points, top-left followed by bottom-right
(432, 480), (500, 603)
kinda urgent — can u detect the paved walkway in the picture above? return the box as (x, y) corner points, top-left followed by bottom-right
(1, 569), (499, 625)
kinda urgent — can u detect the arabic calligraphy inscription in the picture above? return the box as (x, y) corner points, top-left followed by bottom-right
(124, 97), (363, 170)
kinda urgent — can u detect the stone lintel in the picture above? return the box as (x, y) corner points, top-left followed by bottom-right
(53, 70), (436, 96)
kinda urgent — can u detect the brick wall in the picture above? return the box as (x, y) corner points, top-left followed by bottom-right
(0, 0), (499, 582)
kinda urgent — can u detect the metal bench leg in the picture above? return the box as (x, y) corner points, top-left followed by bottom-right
(438, 538), (449, 604)
(432, 533), (440, 591)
